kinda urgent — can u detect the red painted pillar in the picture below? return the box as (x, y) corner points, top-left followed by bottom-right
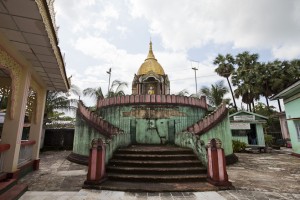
(84, 139), (107, 185)
(207, 138), (232, 187)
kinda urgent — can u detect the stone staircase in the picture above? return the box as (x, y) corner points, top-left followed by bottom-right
(98, 145), (218, 192)
(0, 174), (27, 200)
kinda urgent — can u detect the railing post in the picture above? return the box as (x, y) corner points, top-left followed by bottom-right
(84, 139), (107, 186)
(207, 138), (232, 187)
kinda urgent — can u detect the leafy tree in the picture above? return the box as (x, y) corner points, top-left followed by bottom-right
(254, 102), (280, 135)
(213, 54), (237, 110)
(199, 80), (229, 107)
(0, 85), (10, 110)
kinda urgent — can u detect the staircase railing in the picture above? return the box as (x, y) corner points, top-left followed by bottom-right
(97, 95), (207, 110)
(176, 104), (229, 167)
(186, 104), (228, 135)
(0, 144), (10, 173)
(78, 101), (123, 138)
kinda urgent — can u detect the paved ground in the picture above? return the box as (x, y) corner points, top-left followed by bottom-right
(18, 148), (300, 199)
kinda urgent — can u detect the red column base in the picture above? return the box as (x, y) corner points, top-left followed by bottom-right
(33, 159), (40, 170)
(207, 177), (232, 187)
(84, 175), (108, 186)
(7, 169), (20, 179)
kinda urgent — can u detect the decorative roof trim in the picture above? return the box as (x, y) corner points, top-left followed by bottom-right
(229, 110), (268, 120)
(35, 0), (70, 91)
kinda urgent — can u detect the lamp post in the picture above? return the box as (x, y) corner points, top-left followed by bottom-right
(107, 68), (111, 97)
(192, 67), (198, 94)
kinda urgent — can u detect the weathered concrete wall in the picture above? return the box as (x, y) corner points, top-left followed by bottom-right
(98, 105), (206, 144)
(175, 111), (233, 167)
(285, 97), (300, 154)
(175, 132), (207, 166)
(73, 114), (131, 163)
(198, 115), (233, 155)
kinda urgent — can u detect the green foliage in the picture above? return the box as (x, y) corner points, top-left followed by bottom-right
(214, 51), (300, 111)
(232, 140), (247, 153)
(264, 134), (274, 146)
(200, 80), (229, 107)
(254, 102), (281, 133)
(213, 54), (237, 110)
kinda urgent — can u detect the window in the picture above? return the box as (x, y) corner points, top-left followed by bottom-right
(295, 120), (300, 140)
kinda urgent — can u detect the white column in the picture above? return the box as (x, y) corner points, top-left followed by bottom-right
(29, 88), (46, 160)
(1, 68), (31, 173)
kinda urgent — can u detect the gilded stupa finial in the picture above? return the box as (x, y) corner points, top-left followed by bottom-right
(146, 39), (156, 60)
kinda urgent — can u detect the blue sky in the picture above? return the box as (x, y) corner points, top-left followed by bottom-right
(54, 0), (300, 108)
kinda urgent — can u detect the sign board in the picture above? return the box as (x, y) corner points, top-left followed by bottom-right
(230, 122), (250, 130)
(233, 115), (255, 121)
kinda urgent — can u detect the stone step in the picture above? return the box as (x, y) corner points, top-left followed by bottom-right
(112, 153), (198, 161)
(106, 166), (207, 175)
(107, 173), (207, 183)
(84, 180), (218, 192)
(109, 159), (202, 167)
(116, 145), (194, 155)
(0, 178), (17, 195)
(0, 183), (27, 200)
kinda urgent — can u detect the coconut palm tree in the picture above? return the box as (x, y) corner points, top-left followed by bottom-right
(106, 80), (128, 98)
(175, 89), (189, 96)
(44, 91), (77, 124)
(82, 86), (104, 105)
(199, 80), (229, 107)
(213, 54), (237, 110)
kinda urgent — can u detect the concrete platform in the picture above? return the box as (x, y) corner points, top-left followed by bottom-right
(17, 148), (300, 199)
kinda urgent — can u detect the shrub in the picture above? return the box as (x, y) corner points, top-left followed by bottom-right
(232, 140), (247, 153)
(264, 134), (274, 147)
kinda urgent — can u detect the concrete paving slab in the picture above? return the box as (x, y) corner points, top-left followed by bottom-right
(17, 148), (300, 199)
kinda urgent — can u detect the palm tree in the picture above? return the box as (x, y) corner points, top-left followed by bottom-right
(175, 89), (189, 96)
(199, 80), (229, 107)
(44, 91), (77, 124)
(68, 84), (81, 99)
(213, 54), (237, 110)
(254, 62), (273, 108)
(106, 80), (128, 97)
(232, 51), (260, 112)
(82, 86), (104, 105)
(82, 79), (128, 106)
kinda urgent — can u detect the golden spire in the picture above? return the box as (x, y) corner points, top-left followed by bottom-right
(146, 40), (156, 60)
(137, 40), (165, 75)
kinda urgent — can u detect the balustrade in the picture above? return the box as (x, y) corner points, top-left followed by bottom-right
(0, 144), (10, 173)
(18, 140), (36, 167)
(96, 94), (208, 109)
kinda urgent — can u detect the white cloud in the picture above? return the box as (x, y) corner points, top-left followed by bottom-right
(55, 0), (119, 34)
(72, 35), (219, 97)
(101, 3), (119, 19)
(129, 0), (300, 59)
(272, 45), (300, 60)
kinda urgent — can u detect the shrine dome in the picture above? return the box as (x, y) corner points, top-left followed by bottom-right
(137, 41), (165, 76)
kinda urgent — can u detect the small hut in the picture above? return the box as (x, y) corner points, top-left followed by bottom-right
(229, 111), (268, 146)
